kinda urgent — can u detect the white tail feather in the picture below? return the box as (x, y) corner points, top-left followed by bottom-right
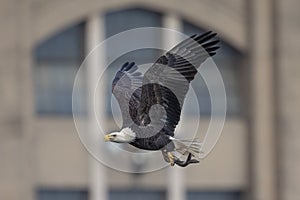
(170, 137), (202, 160)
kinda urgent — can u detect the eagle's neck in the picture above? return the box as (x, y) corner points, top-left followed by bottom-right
(120, 127), (136, 142)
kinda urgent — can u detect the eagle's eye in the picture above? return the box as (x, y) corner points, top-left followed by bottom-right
(111, 134), (117, 137)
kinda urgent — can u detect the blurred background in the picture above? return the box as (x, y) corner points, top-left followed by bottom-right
(0, 0), (299, 200)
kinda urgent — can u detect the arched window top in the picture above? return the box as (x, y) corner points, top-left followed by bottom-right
(34, 22), (86, 115)
(105, 8), (162, 38)
(35, 23), (85, 61)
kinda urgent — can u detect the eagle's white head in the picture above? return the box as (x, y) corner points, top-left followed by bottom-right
(104, 128), (135, 143)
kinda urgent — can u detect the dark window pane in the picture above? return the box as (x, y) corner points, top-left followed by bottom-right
(187, 191), (242, 200)
(105, 8), (162, 37)
(105, 8), (163, 117)
(110, 189), (165, 200)
(38, 189), (88, 200)
(182, 21), (243, 116)
(34, 22), (86, 115)
(35, 25), (84, 61)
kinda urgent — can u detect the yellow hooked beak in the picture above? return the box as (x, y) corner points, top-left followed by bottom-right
(104, 134), (113, 142)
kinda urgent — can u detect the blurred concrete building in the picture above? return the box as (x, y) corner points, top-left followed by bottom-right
(0, 0), (299, 200)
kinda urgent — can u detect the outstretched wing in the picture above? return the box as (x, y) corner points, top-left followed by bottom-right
(112, 62), (143, 127)
(138, 31), (219, 136)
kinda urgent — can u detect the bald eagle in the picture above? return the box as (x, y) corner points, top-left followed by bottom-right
(104, 31), (219, 167)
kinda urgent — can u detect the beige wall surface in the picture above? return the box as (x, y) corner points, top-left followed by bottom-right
(277, 0), (300, 199)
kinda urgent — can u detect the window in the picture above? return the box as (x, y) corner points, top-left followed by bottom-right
(105, 8), (162, 37)
(110, 189), (165, 200)
(183, 21), (243, 116)
(34, 23), (85, 115)
(187, 191), (242, 200)
(104, 8), (163, 116)
(37, 189), (88, 200)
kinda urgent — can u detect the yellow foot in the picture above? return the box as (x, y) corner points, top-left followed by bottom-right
(167, 152), (175, 166)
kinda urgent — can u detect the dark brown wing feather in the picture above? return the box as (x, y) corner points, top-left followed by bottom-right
(112, 62), (143, 127)
(137, 31), (219, 136)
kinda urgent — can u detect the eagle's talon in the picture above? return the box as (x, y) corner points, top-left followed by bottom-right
(167, 152), (175, 166)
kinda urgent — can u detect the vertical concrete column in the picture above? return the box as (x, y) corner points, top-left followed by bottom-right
(86, 13), (108, 200)
(163, 13), (186, 200)
(249, 0), (277, 199)
(19, 1), (35, 200)
(277, 0), (300, 199)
